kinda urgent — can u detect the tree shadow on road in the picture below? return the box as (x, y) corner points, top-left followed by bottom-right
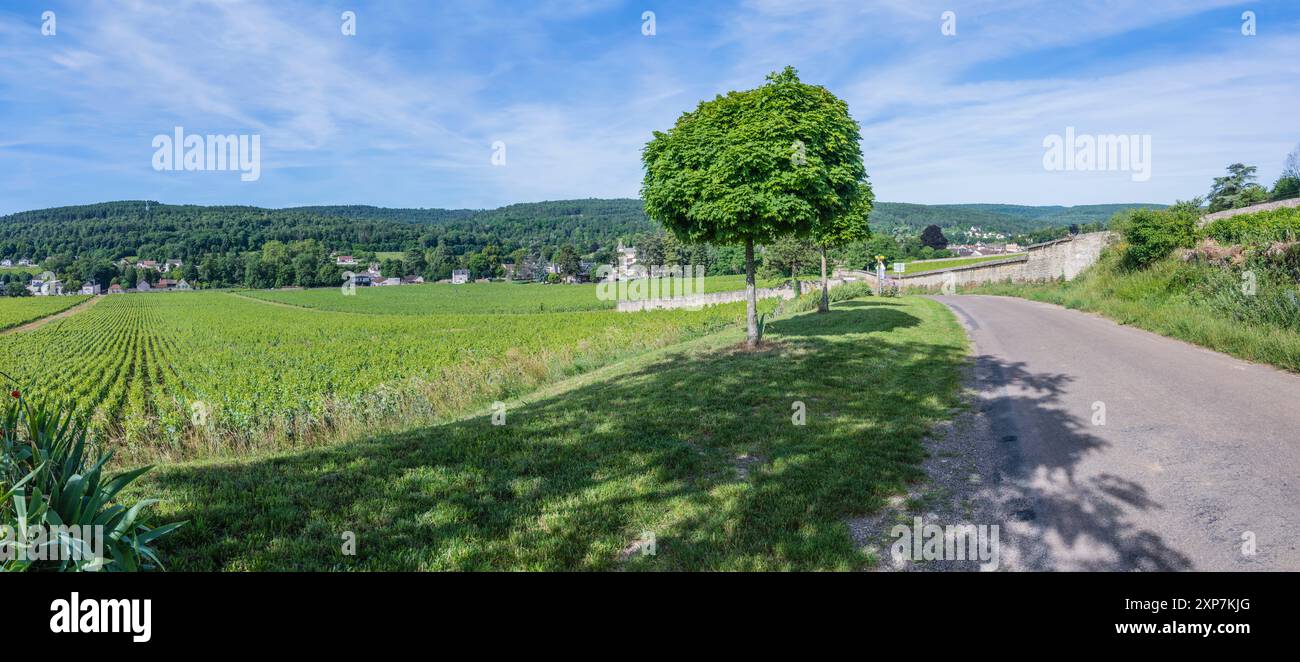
(958, 354), (1193, 571)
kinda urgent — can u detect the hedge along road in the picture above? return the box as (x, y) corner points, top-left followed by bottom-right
(930, 294), (1300, 571)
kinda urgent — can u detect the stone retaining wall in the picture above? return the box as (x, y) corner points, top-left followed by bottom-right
(615, 278), (846, 311)
(836, 231), (1116, 291)
(1198, 197), (1300, 227)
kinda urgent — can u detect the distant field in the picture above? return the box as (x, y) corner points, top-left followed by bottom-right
(0, 295), (89, 331)
(695, 274), (788, 291)
(247, 282), (615, 313)
(244, 276), (788, 315)
(895, 254), (1022, 275)
(0, 266), (43, 276)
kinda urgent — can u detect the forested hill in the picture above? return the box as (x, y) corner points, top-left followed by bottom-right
(0, 199), (655, 261)
(0, 198), (1159, 261)
(868, 202), (1165, 234)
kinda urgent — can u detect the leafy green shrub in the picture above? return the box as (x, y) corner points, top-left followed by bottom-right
(787, 280), (875, 313)
(1272, 175), (1300, 201)
(1116, 207), (1199, 268)
(1203, 205), (1300, 245)
(1, 391), (183, 571)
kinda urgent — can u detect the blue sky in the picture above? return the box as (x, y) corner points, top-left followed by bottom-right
(1, 0), (1297, 215)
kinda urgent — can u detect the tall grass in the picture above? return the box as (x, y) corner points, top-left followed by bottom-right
(970, 247), (1300, 372)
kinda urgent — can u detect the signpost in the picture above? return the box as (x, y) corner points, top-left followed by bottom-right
(875, 255), (886, 296)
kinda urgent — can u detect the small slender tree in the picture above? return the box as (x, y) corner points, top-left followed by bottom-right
(642, 66), (870, 346)
(812, 192), (872, 312)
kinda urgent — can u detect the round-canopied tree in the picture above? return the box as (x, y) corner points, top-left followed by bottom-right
(919, 224), (949, 250)
(642, 66), (872, 346)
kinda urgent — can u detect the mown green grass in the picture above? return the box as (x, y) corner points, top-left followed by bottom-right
(0, 295), (89, 331)
(896, 253), (1022, 275)
(243, 276), (788, 315)
(969, 248), (1300, 372)
(142, 295), (967, 570)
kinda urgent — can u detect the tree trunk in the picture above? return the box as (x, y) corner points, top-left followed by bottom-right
(792, 261), (801, 296)
(818, 247), (830, 313)
(745, 238), (758, 347)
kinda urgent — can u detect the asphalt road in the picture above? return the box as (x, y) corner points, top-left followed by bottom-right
(930, 295), (1300, 571)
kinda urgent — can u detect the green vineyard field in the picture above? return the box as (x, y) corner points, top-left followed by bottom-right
(0, 291), (752, 462)
(0, 295), (89, 331)
(243, 277), (789, 315)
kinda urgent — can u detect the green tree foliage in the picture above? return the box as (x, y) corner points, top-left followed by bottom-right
(760, 236), (818, 279)
(380, 258), (405, 278)
(760, 236), (818, 294)
(424, 241), (455, 281)
(1116, 205), (1199, 268)
(642, 66), (868, 345)
(1271, 175), (1300, 201)
(628, 231), (720, 275)
(402, 249), (427, 276)
(552, 245), (581, 276)
(1208, 163), (1269, 212)
(919, 224), (949, 250)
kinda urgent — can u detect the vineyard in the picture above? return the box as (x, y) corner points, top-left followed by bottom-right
(0, 295), (89, 331)
(245, 281), (616, 314)
(0, 291), (754, 463)
(244, 277), (789, 315)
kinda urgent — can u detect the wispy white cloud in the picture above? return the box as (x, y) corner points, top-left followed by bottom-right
(0, 0), (1296, 213)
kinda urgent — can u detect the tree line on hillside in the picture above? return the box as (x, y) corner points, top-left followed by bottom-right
(14, 144), (1281, 294)
(0, 197), (1141, 281)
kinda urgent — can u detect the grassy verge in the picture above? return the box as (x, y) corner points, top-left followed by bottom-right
(141, 295), (967, 570)
(968, 249), (1300, 372)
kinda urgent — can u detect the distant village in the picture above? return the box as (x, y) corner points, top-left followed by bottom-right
(334, 255), (427, 287)
(335, 240), (642, 287)
(9, 240), (711, 297)
(946, 227), (1023, 258)
(6, 244), (647, 297)
(5, 257), (194, 296)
